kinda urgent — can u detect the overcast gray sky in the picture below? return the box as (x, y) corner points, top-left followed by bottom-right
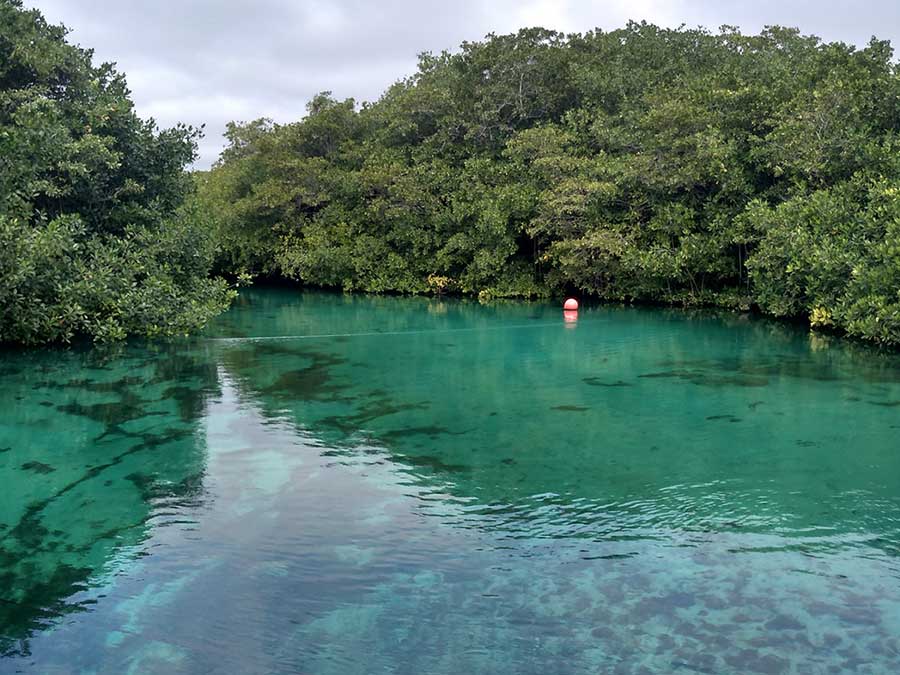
(27, 0), (900, 168)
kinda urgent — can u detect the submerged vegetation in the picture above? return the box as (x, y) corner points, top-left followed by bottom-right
(3, 0), (900, 345)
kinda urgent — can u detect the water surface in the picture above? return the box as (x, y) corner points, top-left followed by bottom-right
(3, 289), (900, 673)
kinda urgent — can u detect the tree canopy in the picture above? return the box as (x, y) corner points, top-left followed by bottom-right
(4, 3), (900, 347)
(200, 23), (900, 345)
(0, 0), (233, 344)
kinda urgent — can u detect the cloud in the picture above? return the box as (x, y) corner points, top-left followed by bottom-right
(25, 0), (900, 168)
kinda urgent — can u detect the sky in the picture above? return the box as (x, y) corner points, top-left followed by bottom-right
(27, 0), (900, 168)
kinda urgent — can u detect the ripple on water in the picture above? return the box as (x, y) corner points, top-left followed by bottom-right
(2, 290), (900, 673)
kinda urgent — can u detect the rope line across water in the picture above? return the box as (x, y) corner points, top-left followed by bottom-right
(206, 321), (584, 343)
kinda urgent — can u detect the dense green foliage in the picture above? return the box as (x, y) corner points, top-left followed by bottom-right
(4, 4), (900, 347)
(201, 24), (900, 344)
(0, 0), (233, 344)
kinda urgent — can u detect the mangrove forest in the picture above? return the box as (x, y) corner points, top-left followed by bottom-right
(3, 0), (900, 345)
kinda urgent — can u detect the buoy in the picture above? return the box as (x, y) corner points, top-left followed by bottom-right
(564, 298), (579, 311)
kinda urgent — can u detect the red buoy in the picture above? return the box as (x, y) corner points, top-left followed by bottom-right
(563, 298), (579, 311)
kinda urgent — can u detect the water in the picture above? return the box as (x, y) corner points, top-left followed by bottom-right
(2, 289), (900, 674)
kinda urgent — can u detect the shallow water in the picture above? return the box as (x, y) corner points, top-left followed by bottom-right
(2, 289), (900, 674)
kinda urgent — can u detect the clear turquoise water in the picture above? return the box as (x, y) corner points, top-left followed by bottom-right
(2, 289), (900, 674)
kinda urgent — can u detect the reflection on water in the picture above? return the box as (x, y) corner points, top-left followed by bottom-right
(0, 345), (217, 661)
(2, 289), (900, 673)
